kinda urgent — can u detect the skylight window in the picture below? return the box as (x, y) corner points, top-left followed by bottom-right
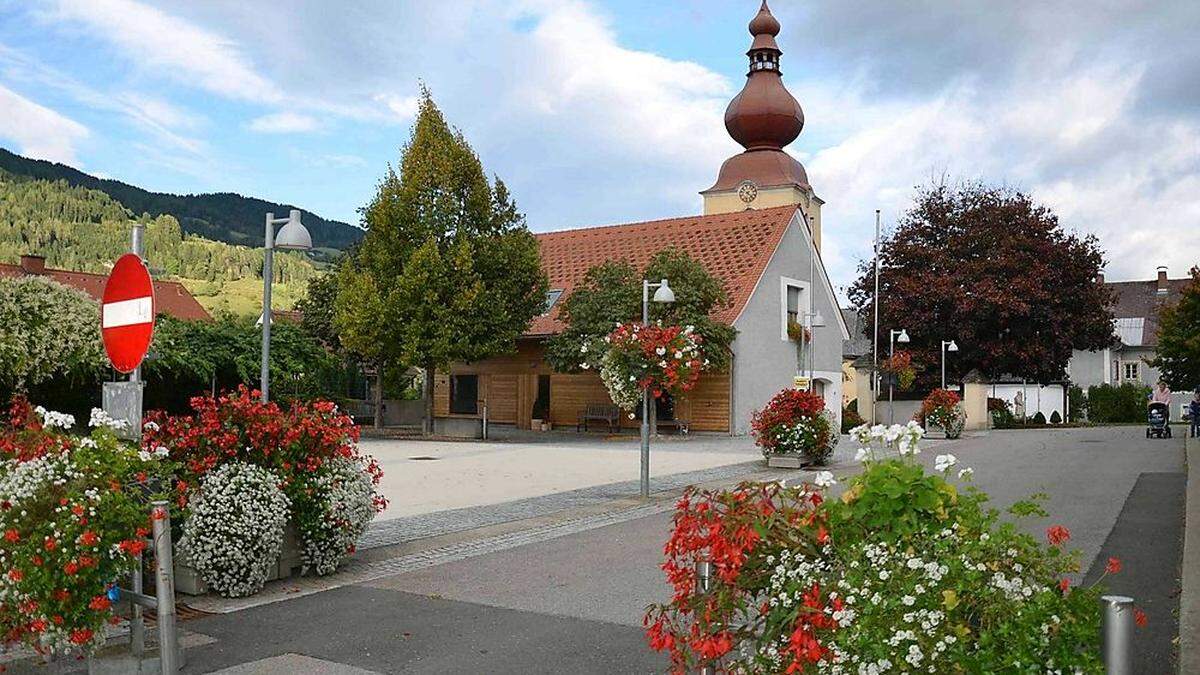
(543, 289), (563, 315)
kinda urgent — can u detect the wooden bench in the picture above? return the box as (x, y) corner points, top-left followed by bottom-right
(656, 418), (690, 435)
(577, 403), (621, 433)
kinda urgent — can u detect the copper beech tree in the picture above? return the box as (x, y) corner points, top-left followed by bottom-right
(849, 182), (1115, 387)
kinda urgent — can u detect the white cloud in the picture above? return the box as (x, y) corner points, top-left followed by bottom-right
(41, 0), (280, 102)
(247, 112), (320, 134)
(373, 94), (420, 122)
(0, 83), (88, 164)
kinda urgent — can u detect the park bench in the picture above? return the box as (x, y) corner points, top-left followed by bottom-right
(577, 403), (621, 433)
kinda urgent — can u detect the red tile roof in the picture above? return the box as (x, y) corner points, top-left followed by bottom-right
(528, 205), (799, 336)
(0, 263), (212, 321)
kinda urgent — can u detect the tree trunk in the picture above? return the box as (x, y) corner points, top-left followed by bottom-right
(373, 363), (384, 430)
(423, 364), (435, 436)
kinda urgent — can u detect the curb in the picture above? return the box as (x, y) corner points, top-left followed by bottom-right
(1182, 434), (1199, 675)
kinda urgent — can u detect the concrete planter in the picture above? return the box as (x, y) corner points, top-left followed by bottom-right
(174, 521), (304, 596)
(767, 454), (807, 469)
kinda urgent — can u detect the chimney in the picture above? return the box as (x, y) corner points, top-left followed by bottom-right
(1156, 266), (1168, 295)
(19, 254), (45, 275)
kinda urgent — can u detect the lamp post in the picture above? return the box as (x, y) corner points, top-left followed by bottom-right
(941, 340), (959, 390)
(640, 278), (675, 498)
(888, 328), (910, 424)
(803, 310), (826, 387)
(260, 210), (312, 403)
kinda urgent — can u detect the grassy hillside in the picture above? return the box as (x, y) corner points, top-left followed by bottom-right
(0, 170), (318, 316)
(0, 147), (363, 252)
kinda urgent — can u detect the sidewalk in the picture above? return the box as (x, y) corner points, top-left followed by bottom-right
(1181, 433), (1199, 674)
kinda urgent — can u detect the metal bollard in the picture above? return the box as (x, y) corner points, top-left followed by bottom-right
(131, 547), (144, 657)
(1101, 595), (1134, 675)
(695, 561), (716, 675)
(151, 501), (179, 675)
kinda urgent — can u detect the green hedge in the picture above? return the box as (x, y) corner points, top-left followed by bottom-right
(1086, 383), (1151, 423)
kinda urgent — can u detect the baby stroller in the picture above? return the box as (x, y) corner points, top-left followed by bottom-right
(1146, 401), (1172, 438)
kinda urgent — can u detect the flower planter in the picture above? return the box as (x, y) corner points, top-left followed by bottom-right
(767, 454), (807, 469)
(924, 424), (947, 439)
(173, 521), (304, 596)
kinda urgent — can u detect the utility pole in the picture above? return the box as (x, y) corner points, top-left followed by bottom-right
(872, 209), (881, 424)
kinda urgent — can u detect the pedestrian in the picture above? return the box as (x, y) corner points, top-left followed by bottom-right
(1190, 390), (1200, 439)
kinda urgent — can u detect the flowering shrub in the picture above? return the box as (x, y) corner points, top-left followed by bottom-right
(143, 387), (387, 581)
(646, 422), (1132, 672)
(751, 389), (837, 464)
(918, 388), (966, 439)
(180, 462), (290, 597)
(0, 399), (169, 656)
(587, 323), (707, 411)
(880, 350), (916, 391)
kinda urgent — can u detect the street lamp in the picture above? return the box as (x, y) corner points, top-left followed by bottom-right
(803, 310), (826, 386)
(260, 210), (312, 403)
(888, 328), (910, 424)
(640, 278), (674, 498)
(941, 339), (959, 390)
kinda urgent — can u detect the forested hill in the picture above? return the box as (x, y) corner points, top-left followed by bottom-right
(0, 147), (363, 250)
(0, 170), (317, 317)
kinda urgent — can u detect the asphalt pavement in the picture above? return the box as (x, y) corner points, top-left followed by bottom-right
(174, 426), (1185, 674)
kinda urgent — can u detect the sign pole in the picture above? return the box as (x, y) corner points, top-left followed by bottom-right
(130, 223), (145, 385)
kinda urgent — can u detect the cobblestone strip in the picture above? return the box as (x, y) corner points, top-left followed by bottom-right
(188, 500), (677, 614)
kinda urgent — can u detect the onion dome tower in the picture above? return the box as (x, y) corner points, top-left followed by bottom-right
(702, 1), (824, 248)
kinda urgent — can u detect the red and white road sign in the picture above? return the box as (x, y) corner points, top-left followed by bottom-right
(101, 253), (156, 373)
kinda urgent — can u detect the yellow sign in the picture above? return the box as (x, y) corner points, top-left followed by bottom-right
(793, 376), (811, 390)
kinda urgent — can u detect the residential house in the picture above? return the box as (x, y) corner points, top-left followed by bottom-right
(1067, 266), (1190, 389)
(0, 254), (210, 321)
(432, 2), (848, 435)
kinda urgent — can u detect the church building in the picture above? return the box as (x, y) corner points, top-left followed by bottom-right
(433, 2), (848, 435)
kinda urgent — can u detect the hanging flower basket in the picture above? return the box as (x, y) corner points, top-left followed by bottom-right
(586, 323), (708, 412)
(880, 350), (917, 391)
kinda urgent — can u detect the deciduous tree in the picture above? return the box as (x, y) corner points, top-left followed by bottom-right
(334, 88), (547, 433)
(0, 276), (104, 392)
(848, 182), (1114, 386)
(1152, 266), (1200, 390)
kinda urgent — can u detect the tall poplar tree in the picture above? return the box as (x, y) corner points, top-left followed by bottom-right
(335, 89), (547, 433)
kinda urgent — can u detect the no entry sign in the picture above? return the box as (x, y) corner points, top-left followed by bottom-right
(101, 253), (156, 373)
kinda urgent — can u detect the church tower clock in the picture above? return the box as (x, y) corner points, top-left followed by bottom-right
(701, 1), (824, 250)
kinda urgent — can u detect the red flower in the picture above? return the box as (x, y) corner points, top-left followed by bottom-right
(69, 628), (94, 645)
(43, 538), (57, 551)
(2, 529), (18, 543)
(28, 619), (47, 633)
(1134, 607), (1148, 627)
(1105, 557), (1122, 574)
(6, 569), (22, 582)
(71, 504), (84, 517)
(88, 595), (111, 611)
(79, 530), (99, 546)
(151, 506), (168, 521)
(63, 561), (79, 576)
(1046, 525), (1070, 546)
(1059, 578), (1070, 593)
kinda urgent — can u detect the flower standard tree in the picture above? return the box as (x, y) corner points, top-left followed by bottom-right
(334, 88), (547, 434)
(0, 276), (104, 394)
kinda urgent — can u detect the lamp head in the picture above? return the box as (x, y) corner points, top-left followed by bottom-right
(810, 311), (826, 327)
(948, 340), (959, 352)
(897, 329), (910, 343)
(274, 209), (313, 251)
(652, 278), (675, 303)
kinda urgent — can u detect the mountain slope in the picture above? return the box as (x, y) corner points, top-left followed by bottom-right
(0, 147), (363, 250)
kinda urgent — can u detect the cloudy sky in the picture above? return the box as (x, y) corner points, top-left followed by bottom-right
(1, 0), (1198, 293)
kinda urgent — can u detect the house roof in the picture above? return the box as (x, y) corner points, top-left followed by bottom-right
(528, 205), (801, 336)
(1107, 276), (1190, 347)
(841, 307), (871, 359)
(0, 262), (211, 321)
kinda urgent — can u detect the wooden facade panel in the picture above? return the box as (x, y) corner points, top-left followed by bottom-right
(485, 374), (519, 423)
(430, 340), (731, 433)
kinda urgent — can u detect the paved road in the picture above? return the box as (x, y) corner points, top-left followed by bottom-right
(177, 426), (1184, 673)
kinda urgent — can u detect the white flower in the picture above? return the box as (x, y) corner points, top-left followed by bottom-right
(154, 445), (170, 458)
(934, 454), (958, 472)
(674, 350), (683, 359)
(88, 408), (128, 430)
(901, 595), (916, 606)
(34, 406), (75, 429)
(958, 467), (975, 479)
(143, 420), (160, 432)
(814, 471), (837, 488)
(655, 346), (666, 356)
(77, 437), (97, 449)
(579, 343), (588, 353)
(854, 447), (869, 462)
(579, 362), (590, 370)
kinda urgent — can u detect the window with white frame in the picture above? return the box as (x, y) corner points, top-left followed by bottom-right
(779, 277), (809, 341)
(1123, 362), (1139, 381)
